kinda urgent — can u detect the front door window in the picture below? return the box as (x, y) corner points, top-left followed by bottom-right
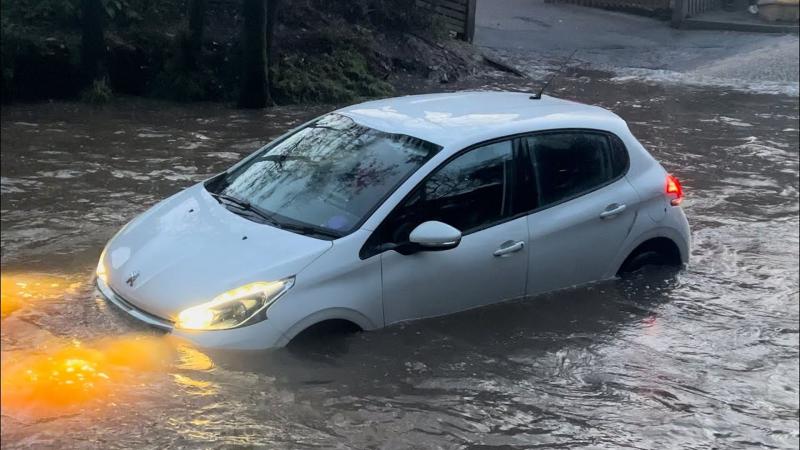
(378, 140), (515, 245)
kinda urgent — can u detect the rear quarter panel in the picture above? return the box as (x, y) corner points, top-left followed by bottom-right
(621, 135), (670, 224)
(609, 132), (691, 272)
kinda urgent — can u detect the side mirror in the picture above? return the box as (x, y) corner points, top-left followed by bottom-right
(408, 221), (462, 251)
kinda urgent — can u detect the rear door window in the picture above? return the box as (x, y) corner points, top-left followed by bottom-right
(525, 132), (619, 209)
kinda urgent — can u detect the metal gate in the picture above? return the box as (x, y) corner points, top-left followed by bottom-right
(671, 0), (723, 25)
(416, 0), (478, 42)
(546, 0), (671, 13)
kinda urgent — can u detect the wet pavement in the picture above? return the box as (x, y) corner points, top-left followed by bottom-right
(1, 73), (798, 448)
(476, 0), (800, 96)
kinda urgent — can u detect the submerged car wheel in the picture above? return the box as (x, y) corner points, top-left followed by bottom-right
(618, 238), (682, 275)
(287, 319), (363, 358)
(619, 250), (669, 274)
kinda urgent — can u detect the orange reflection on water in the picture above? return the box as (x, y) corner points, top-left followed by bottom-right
(175, 344), (215, 371)
(171, 344), (218, 396)
(0, 273), (82, 318)
(172, 374), (219, 396)
(1, 335), (175, 418)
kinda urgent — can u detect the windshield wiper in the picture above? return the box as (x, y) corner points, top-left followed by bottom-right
(209, 192), (277, 225)
(209, 191), (340, 239)
(210, 192), (250, 209)
(276, 222), (341, 239)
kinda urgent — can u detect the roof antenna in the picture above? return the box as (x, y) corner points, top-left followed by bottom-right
(530, 50), (578, 100)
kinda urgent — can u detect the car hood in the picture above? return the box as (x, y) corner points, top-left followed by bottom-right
(101, 183), (333, 320)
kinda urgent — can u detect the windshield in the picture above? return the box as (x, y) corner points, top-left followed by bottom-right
(205, 114), (441, 238)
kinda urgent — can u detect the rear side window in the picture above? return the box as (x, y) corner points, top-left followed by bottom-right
(609, 135), (630, 179)
(526, 132), (621, 209)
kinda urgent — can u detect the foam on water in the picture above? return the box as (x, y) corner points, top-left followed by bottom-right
(613, 68), (799, 97)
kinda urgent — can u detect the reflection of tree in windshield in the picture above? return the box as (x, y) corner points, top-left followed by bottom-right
(417, 141), (511, 207)
(387, 141), (512, 238)
(220, 114), (439, 234)
(425, 156), (506, 201)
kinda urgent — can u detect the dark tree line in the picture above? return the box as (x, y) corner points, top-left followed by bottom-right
(79, 0), (280, 108)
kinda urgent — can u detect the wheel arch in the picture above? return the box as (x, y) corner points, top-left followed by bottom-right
(276, 307), (376, 347)
(617, 236), (684, 275)
(610, 222), (690, 275)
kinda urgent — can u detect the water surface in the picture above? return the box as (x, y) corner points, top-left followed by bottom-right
(1, 77), (798, 449)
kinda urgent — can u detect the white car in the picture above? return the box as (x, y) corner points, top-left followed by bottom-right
(96, 92), (690, 350)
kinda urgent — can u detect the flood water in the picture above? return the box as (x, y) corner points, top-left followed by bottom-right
(1, 75), (798, 449)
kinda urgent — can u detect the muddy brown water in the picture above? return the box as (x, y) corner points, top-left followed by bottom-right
(1, 76), (798, 449)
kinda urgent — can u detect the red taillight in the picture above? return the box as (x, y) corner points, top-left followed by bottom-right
(666, 174), (683, 206)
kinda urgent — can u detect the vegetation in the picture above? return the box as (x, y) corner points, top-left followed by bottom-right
(273, 48), (393, 104)
(80, 77), (113, 104)
(0, 0), (457, 106)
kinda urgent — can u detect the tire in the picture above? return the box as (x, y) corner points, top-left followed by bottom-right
(619, 250), (668, 274)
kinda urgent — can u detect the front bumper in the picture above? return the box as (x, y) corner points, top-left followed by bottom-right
(97, 277), (174, 331)
(97, 277), (288, 350)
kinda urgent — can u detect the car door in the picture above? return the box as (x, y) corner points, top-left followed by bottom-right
(523, 130), (640, 295)
(373, 139), (529, 325)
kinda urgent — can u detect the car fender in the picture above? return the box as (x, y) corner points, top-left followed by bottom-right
(606, 224), (690, 278)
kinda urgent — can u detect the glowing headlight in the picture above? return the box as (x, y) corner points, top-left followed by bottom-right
(96, 248), (108, 284)
(176, 278), (294, 331)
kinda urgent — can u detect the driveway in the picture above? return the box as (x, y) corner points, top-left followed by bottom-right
(475, 0), (799, 93)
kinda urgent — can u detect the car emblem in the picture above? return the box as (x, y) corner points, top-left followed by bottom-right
(126, 271), (140, 287)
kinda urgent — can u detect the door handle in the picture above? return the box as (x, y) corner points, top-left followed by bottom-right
(600, 203), (627, 219)
(493, 240), (525, 257)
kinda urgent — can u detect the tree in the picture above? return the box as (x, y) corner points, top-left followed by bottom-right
(266, 0), (280, 92)
(238, 0), (270, 108)
(80, 0), (105, 84)
(186, 0), (207, 70)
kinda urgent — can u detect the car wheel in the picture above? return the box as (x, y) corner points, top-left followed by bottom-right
(619, 250), (669, 274)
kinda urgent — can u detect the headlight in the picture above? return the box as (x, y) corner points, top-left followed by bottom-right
(96, 248), (108, 284)
(176, 278), (294, 331)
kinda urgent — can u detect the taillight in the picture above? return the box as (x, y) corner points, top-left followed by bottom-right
(666, 174), (683, 206)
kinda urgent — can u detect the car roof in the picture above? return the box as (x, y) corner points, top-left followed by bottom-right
(336, 91), (627, 148)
